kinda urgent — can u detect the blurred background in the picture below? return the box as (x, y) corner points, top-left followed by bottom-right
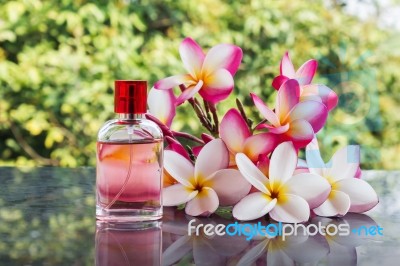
(0, 0), (399, 169)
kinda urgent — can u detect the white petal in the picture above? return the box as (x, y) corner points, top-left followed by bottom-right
(286, 173), (331, 209)
(185, 187), (219, 216)
(179, 37), (205, 77)
(210, 169), (251, 206)
(269, 141), (297, 186)
(162, 184), (198, 206)
(195, 139), (229, 181)
(305, 137), (325, 176)
(336, 178), (379, 213)
(233, 192), (277, 221)
(326, 145), (360, 181)
(269, 194), (310, 223)
(235, 153), (269, 194)
(162, 235), (192, 266)
(313, 190), (351, 217)
(148, 87), (176, 127)
(267, 249), (295, 266)
(164, 150), (194, 188)
(237, 240), (268, 266)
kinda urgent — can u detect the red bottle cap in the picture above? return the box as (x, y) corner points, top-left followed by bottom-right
(114, 80), (147, 114)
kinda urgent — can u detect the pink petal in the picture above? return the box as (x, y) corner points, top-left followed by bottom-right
(269, 141), (297, 185)
(313, 190), (351, 217)
(163, 183), (198, 206)
(195, 139), (229, 180)
(257, 154), (270, 176)
(355, 166), (362, 179)
(280, 51), (296, 77)
(295, 59), (317, 85)
(272, 75), (289, 90)
(250, 93), (280, 126)
(276, 79), (300, 122)
(336, 178), (378, 213)
(202, 44), (243, 75)
(326, 145), (360, 182)
(286, 173), (331, 209)
(288, 100), (328, 133)
(154, 74), (190, 90)
(176, 80), (204, 105)
(220, 109), (251, 153)
(192, 146), (202, 157)
(269, 194), (310, 223)
(185, 187), (219, 216)
(284, 119), (314, 149)
(164, 150), (195, 188)
(199, 68), (234, 103)
(305, 137), (325, 176)
(256, 123), (290, 134)
(243, 133), (278, 162)
(235, 153), (269, 194)
(301, 84), (338, 111)
(165, 136), (190, 160)
(148, 87), (176, 127)
(179, 37), (205, 77)
(201, 133), (214, 143)
(233, 192), (277, 221)
(210, 169), (251, 206)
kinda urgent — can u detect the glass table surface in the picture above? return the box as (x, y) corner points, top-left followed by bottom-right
(0, 167), (399, 266)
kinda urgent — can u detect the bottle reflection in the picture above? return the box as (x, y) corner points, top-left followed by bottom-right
(96, 221), (162, 266)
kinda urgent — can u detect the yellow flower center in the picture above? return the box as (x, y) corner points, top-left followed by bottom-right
(265, 181), (289, 204)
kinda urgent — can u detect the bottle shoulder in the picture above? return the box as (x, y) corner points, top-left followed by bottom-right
(97, 118), (163, 142)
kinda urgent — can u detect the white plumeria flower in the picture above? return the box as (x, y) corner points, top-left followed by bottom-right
(306, 138), (379, 217)
(163, 139), (251, 216)
(233, 141), (331, 223)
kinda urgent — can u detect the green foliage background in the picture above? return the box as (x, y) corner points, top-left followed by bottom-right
(0, 0), (399, 169)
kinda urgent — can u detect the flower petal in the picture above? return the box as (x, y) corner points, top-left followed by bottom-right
(165, 136), (190, 160)
(209, 169), (251, 206)
(280, 51), (296, 77)
(195, 139), (229, 181)
(243, 133), (278, 162)
(305, 137), (325, 176)
(237, 240), (268, 266)
(286, 173), (331, 209)
(257, 154), (270, 176)
(326, 145), (360, 182)
(202, 44), (243, 75)
(301, 84), (338, 111)
(201, 133), (214, 143)
(185, 187), (219, 216)
(163, 184), (198, 206)
(295, 59), (317, 85)
(233, 192), (277, 221)
(284, 119), (314, 149)
(269, 141), (297, 185)
(269, 194), (310, 223)
(220, 109), (251, 153)
(162, 235), (192, 266)
(235, 153), (269, 194)
(250, 93), (280, 126)
(176, 80), (204, 105)
(154, 74), (190, 90)
(276, 79), (300, 121)
(313, 190), (351, 217)
(336, 178), (378, 213)
(272, 75), (289, 90)
(199, 68), (234, 103)
(179, 37), (205, 77)
(164, 150), (195, 188)
(148, 87), (176, 127)
(288, 100), (328, 133)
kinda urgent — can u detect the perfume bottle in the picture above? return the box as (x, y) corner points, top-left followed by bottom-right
(96, 80), (163, 222)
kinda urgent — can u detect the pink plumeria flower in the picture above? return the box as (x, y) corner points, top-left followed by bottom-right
(306, 138), (379, 217)
(154, 37), (243, 105)
(251, 79), (328, 149)
(148, 87), (176, 127)
(220, 108), (278, 165)
(272, 52), (338, 111)
(233, 141), (331, 223)
(163, 139), (251, 216)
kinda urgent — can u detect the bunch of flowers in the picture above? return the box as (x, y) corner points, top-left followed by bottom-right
(147, 37), (378, 223)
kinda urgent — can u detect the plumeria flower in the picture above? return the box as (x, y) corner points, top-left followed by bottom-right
(220, 108), (278, 165)
(154, 37), (243, 105)
(233, 141), (331, 222)
(148, 87), (176, 127)
(251, 79), (328, 149)
(163, 139), (251, 216)
(306, 138), (379, 217)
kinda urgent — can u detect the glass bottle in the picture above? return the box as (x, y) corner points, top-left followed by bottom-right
(96, 80), (163, 222)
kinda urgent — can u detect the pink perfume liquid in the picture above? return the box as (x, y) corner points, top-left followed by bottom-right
(96, 140), (163, 221)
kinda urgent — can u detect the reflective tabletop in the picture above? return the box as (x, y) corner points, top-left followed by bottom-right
(0, 167), (399, 265)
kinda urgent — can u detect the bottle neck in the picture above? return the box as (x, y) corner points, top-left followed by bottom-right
(118, 113), (145, 120)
